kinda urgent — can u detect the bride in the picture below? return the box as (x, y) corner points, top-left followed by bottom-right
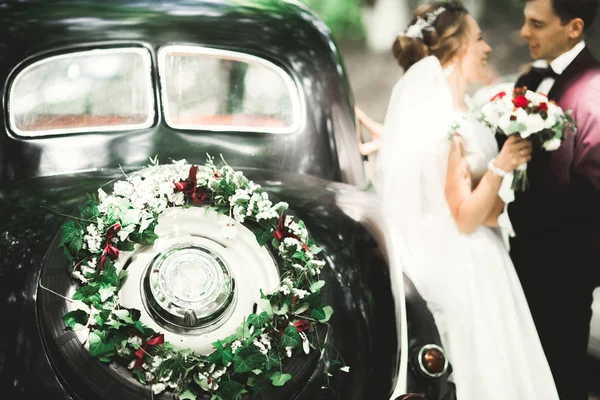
(378, 2), (560, 399)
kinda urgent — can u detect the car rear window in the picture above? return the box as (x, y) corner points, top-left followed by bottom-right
(158, 45), (302, 134)
(8, 48), (155, 137)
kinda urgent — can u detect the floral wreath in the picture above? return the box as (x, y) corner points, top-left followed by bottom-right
(58, 156), (348, 400)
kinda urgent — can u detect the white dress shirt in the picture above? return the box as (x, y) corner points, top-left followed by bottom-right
(533, 40), (586, 95)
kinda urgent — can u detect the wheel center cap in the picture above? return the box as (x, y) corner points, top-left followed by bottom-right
(144, 244), (235, 333)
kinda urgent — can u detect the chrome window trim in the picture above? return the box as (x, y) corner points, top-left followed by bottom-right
(8, 47), (155, 138)
(157, 45), (304, 134)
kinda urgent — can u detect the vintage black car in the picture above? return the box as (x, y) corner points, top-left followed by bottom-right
(0, 1), (455, 399)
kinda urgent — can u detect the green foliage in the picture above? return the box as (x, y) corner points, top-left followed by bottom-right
(270, 371), (292, 387)
(300, 0), (365, 41)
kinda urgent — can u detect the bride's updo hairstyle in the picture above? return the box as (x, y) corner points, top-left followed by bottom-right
(393, 1), (469, 71)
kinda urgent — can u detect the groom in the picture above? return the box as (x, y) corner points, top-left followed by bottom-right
(508, 0), (600, 399)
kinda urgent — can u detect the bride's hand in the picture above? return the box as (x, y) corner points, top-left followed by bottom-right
(494, 135), (532, 173)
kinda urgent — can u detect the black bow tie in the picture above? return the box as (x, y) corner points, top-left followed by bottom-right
(532, 65), (559, 79)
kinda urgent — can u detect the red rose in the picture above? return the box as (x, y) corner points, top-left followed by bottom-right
(490, 91), (507, 101)
(510, 115), (517, 121)
(512, 95), (529, 108)
(539, 102), (548, 111)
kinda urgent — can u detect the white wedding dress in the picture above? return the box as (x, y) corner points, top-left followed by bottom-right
(378, 57), (559, 400)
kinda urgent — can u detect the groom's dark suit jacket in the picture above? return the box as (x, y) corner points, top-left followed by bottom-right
(507, 46), (600, 400)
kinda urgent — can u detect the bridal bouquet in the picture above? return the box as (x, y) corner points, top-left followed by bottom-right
(479, 87), (576, 191)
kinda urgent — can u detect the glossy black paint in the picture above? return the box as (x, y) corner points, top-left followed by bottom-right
(0, 0), (364, 186)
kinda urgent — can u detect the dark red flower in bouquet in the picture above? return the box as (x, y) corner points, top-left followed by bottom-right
(512, 95), (529, 109)
(539, 102), (548, 111)
(510, 115), (517, 121)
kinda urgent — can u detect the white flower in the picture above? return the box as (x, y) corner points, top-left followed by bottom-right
(521, 113), (545, 138)
(544, 113), (557, 129)
(159, 370), (173, 382)
(498, 108), (526, 135)
(98, 188), (108, 202)
(253, 339), (269, 355)
(285, 346), (293, 358)
(167, 190), (185, 206)
(293, 288), (310, 300)
(127, 336), (142, 347)
(113, 180), (134, 197)
(231, 340), (242, 354)
(481, 103), (501, 128)
(116, 345), (132, 356)
(72, 270), (88, 283)
(157, 181), (175, 197)
(279, 285), (291, 295)
(151, 383), (166, 395)
(542, 138), (562, 151)
(232, 205), (246, 223)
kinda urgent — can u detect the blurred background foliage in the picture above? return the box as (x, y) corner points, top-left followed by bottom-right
(299, 0), (366, 41)
(299, 0), (527, 43)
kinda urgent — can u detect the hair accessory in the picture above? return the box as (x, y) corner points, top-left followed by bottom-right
(400, 7), (446, 40)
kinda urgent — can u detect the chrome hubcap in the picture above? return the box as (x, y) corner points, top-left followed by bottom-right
(143, 244), (235, 333)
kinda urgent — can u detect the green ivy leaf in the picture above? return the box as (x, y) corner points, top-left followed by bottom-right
(309, 280), (325, 293)
(89, 331), (117, 358)
(293, 302), (309, 314)
(222, 347), (234, 365)
(258, 297), (273, 316)
(233, 345), (267, 373)
(100, 262), (119, 286)
(72, 284), (99, 301)
(112, 309), (134, 324)
(117, 240), (135, 252)
(94, 309), (111, 327)
(253, 229), (272, 247)
(60, 220), (83, 253)
(62, 310), (88, 330)
(311, 306), (333, 323)
(280, 326), (301, 348)
(270, 371), (292, 387)
(247, 311), (270, 329)
(99, 285), (116, 302)
(118, 269), (129, 282)
(105, 318), (125, 330)
(80, 204), (100, 221)
(265, 348), (281, 370)
(309, 245), (323, 255)
(273, 303), (289, 316)
(218, 380), (246, 399)
(178, 390), (197, 400)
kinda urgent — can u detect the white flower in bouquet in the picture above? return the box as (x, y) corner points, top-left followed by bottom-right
(522, 113), (546, 138)
(542, 137), (562, 151)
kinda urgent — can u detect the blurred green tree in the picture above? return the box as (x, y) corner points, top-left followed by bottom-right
(299, 0), (365, 40)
